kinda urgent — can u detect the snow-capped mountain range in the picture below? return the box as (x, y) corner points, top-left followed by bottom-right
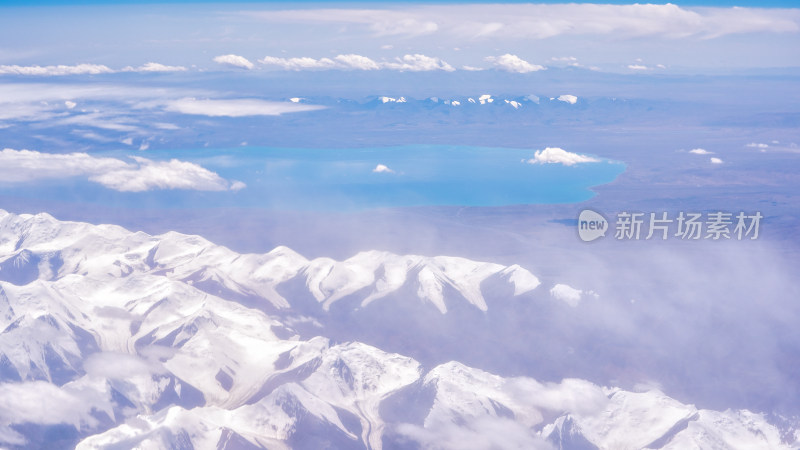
(0, 210), (796, 449)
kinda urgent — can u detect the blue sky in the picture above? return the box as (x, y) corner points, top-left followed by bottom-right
(0, 2), (798, 72)
(3, 1), (799, 6)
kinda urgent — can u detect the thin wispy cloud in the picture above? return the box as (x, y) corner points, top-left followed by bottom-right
(384, 54), (454, 72)
(122, 62), (187, 72)
(260, 56), (338, 70)
(0, 63), (113, 76)
(55, 112), (141, 133)
(0, 62), (187, 76)
(241, 4), (800, 40)
(164, 98), (324, 117)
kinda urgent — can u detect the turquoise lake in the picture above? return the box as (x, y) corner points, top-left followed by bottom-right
(13, 146), (626, 211)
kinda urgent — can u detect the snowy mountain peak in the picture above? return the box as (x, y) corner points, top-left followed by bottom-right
(0, 211), (541, 315)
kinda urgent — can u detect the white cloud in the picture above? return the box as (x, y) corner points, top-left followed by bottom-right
(213, 54), (254, 70)
(746, 142), (769, 149)
(710, 157), (723, 164)
(165, 97), (324, 117)
(527, 147), (599, 166)
(64, 100), (76, 109)
(334, 53), (381, 70)
(0, 62), (187, 76)
(90, 156), (242, 192)
(550, 283), (583, 307)
(384, 54), (455, 72)
(689, 148), (712, 154)
(485, 54), (545, 73)
(0, 148), (243, 192)
(84, 352), (165, 380)
(259, 56), (337, 70)
(0, 63), (113, 76)
(397, 416), (551, 450)
(628, 64), (649, 70)
(0, 381), (111, 431)
(461, 65), (484, 71)
(0, 148), (128, 181)
(260, 54), (381, 70)
(122, 62), (187, 72)
(373, 164), (395, 173)
(557, 94), (578, 104)
(261, 53), (453, 72)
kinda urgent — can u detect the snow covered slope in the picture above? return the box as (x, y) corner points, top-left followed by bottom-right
(0, 210), (539, 314)
(0, 210), (795, 449)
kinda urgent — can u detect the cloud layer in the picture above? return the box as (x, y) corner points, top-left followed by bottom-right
(259, 53), (454, 72)
(0, 62), (188, 76)
(165, 98), (324, 117)
(0, 64), (113, 76)
(122, 62), (187, 72)
(0, 148), (243, 192)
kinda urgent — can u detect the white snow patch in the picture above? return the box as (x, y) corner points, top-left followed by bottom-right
(557, 94), (578, 104)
